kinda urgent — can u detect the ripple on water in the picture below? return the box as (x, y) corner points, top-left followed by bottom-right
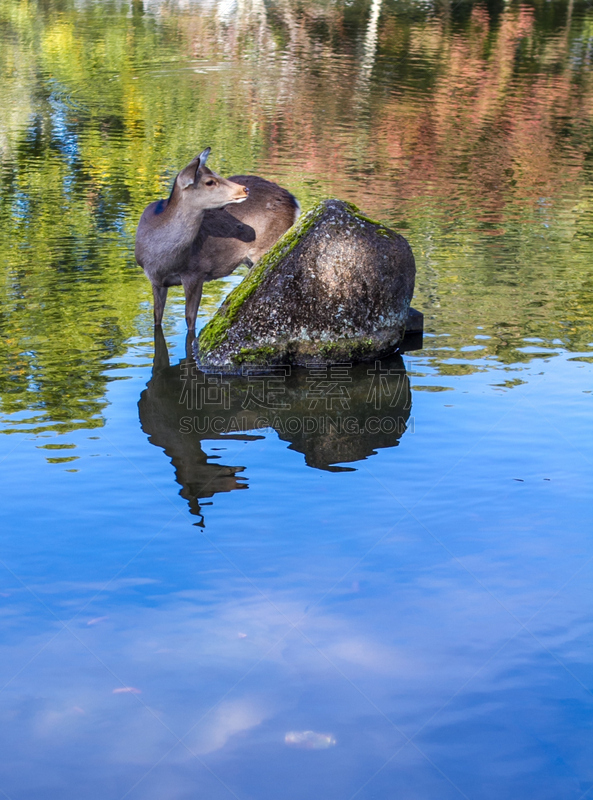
(0, 1), (592, 797)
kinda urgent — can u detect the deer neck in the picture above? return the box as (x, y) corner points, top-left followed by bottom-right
(157, 200), (206, 248)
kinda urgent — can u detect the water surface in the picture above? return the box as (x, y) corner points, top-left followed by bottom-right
(0, 0), (592, 798)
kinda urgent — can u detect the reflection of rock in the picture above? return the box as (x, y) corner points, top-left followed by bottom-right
(269, 359), (412, 471)
(197, 199), (415, 370)
(139, 329), (412, 519)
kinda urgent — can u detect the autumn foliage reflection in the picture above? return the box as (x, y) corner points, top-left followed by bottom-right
(0, 0), (592, 431)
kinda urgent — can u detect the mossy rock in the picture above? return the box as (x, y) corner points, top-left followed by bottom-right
(196, 199), (416, 370)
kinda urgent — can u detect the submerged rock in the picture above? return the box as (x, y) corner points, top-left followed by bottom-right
(195, 199), (416, 370)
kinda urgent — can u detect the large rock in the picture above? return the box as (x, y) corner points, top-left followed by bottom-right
(196, 199), (416, 370)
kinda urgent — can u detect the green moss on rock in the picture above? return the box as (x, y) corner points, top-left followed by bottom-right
(343, 202), (394, 239)
(234, 345), (278, 364)
(199, 202), (326, 353)
(318, 337), (376, 359)
(228, 336), (386, 368)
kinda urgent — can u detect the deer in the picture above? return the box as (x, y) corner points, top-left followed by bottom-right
(135, 148), (300, 330)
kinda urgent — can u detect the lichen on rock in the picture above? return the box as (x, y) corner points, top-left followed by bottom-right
(196, 199), (416, 370)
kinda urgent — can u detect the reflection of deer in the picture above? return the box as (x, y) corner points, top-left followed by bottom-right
(135, 147), (299, 330)
(139, 330), (412, 523)
(138, 328), (256, 526)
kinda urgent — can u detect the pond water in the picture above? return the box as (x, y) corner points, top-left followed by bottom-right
(0, 0), (592, 798)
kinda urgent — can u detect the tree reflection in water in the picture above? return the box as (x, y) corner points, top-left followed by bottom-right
(1, 0), (593, 435)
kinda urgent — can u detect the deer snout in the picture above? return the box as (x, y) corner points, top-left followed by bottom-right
(234, 185), (249, 202)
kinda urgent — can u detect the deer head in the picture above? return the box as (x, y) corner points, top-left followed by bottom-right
(175, 148), (249, 211)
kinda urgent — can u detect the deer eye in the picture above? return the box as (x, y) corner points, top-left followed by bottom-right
(205, 179), (216, 186)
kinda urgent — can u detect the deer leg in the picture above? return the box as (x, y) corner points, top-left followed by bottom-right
(152, 326), (170, 372)
(182, 274), (204, 331)
(152, 284), (168, 326)
(184, 329), (196, 361)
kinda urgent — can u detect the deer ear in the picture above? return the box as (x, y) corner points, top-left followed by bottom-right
(197, 147), (211, 167)
(177, 161), (200, 190)
(176, 148), (211, 189)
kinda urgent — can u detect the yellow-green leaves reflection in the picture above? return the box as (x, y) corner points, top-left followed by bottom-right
(1, 0), (593, 433)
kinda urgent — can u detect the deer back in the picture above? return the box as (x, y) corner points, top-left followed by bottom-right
(188, 175), (300, 281)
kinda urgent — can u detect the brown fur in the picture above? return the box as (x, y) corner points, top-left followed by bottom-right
(135, 150), (299, 329)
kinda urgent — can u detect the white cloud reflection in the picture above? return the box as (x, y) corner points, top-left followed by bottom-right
(0, 545), (590, 800)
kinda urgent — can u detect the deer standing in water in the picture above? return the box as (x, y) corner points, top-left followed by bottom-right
(135, 148), (300, 329)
